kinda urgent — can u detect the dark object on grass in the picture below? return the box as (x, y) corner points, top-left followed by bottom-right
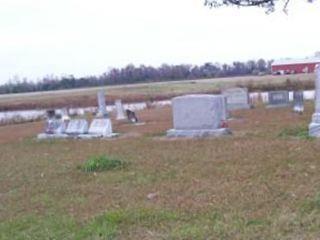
(126, 109), (138, 123)
(46, 110), (56, 119)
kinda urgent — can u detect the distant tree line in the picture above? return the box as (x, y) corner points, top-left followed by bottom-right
(0, 59), (272, 94)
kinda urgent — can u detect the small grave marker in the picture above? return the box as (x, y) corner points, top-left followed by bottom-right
(222, 88), (250, 110)
(115, 100), (126, 120)
(267, 91), (290, 108)
(293, 91), (304, 113)
(45, 119), (66, 134)
(65, 119), (89, 135)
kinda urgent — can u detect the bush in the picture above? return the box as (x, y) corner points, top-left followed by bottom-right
(82, 155), (127, 172)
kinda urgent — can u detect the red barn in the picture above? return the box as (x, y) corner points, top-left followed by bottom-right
(271, 58), (320, 75)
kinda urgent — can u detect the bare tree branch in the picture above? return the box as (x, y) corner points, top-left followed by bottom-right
(204, 0), (314, 12)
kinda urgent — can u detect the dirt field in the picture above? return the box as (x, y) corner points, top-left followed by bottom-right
(0, 73), (315, 111)
(1, 103), (320, 239)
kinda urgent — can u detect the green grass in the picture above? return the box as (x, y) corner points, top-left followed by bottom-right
(278, 125), (313, 140)
(81, 155), (127, 172)
(0, 208), (179, 240)
(301, 192), (320, 214)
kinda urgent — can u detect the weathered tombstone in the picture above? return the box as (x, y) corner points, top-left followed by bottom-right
(293, 91), (304, 114)
(115, 100), (126, 120)
(267, 91), (290, 108)
(37, 119), (68, 139)
(79, 119), (114, 138)
(45, 119), (66, 134)
(96, 90), (108, 118)
(222, 88), (250, 110)
(167, 94), (231, 137)
(126, 109), (139, 123)
(309, 66), (320, 137)
(65, 119), (89, 135)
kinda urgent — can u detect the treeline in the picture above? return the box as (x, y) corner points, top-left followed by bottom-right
(0, 59), (272, 94)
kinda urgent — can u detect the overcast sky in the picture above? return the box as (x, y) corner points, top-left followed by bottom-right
(1, 0), (320, 84)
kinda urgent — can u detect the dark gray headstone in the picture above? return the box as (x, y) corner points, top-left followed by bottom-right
(293, 91), (304, 113)
(267, 91), (290, 108)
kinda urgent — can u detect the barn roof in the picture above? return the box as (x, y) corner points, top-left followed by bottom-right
(272, 57), (320, 66)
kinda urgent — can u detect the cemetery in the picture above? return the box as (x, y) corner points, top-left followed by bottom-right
(1, 69), (320, 239)
(1, 0), (320, 237)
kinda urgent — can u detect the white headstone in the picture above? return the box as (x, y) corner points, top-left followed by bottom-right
(167, 94), (231, 137)
(222, 88), (250, 110)
(37, 119), (68, 139)
(45, 119), (66, 134)
(88, 119), (113, 137)
(65, 119), (89, 135)
(115, 100), (126, 120)
(309, 66), (320, 137)
(97, 90), (108, 118)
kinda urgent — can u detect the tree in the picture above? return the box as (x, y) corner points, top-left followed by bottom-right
(204, 0), (313, 12)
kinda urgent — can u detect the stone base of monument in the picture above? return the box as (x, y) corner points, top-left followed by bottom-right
(78, 133), (119, 139)
(37, 133), (69, 140)
(227, 104), (251, 111)
(167, 128), (231, 138)
(309, 113), (320, 137)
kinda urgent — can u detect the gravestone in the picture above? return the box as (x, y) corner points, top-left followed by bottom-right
(115, 100), (126, 120)
(97, 90), (108, 118)
(37, 119), (68, 139)
(79, 119), (114, 138)
(309, 66), (320, 137)
(45, 119), (66, 134)
(222, 88), (250, 110)
(167, 94), (231, 137)
(65, 119), (89, 135)
(293, 91), (304, 114)
(267, 91), (290, 108)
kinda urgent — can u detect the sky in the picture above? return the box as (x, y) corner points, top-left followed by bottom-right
(0, 0), (320, 84)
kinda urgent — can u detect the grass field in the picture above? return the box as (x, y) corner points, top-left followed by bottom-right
(1, 102), (320, 239)
(0, 73), (315, 111)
